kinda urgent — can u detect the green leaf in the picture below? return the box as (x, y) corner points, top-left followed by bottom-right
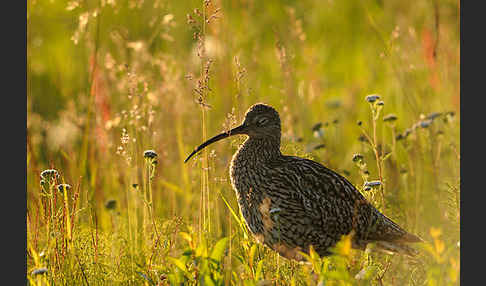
(255, 260), (264, 281)
(381, 152), (392, 162)
(220, 193), (244, 228)
(167, 273), (179, 285)
(179, 232), (193, 244)
(196, 237), (208, 257)
(210, 237), (229, 262)
(249, 244), (257, 267)
(168, 257), (187, 273)
(203, 275), (217, 286)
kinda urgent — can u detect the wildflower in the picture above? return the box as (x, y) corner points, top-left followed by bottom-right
(312, 122), (324, 138)
(313, 144), (325, 150)
(143, 150), (158, 159)
(365, 94), (380, 103)
(270, 207), (281, 220)
(57, 184), (71, 193)
(383, 114), (398, 122)
(31, 268), (48, 276)
(105, 199), (117, 210)
(312, 122), (322, 130)
(362, 170), (370, 178)
(364, 180), (382, 187)
(121, 129), (130, 145)
(358, 135), (369, 143)
(444, 111), (456, 123)
(40, 169), (59, 180)
(403, 128), (413, 137)
(352, 153), (364, 163)
(420, 119), (433, 128)
(363, 180), (381, 191)
(426, 112), (442, 121)
(376, 100), (385, 106)
(313, 129), (324, 139)
(357, 120), (363, 126)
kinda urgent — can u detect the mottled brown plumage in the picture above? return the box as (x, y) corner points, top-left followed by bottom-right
(185, 103), (422, 261)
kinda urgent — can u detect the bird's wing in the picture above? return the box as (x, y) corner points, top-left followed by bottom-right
(269, 156), (415, 244)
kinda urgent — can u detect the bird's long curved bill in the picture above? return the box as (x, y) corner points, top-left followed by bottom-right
(184, 124), (246, 163)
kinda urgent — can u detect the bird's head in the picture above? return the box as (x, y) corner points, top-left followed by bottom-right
(184, 103), (281, 163)
(241, 103), (281, 139)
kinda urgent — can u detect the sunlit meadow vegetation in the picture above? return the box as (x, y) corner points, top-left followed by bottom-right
(27, 0), (459, 285)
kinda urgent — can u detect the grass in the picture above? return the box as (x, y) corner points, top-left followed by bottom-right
(27, 0), (459, 285)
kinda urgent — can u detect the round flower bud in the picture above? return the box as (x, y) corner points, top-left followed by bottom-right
(40, 169), (59, 181)
(105, 199), (117, 210)
(31, 268), (48, 276)
(383, 114), (398, 122)
(143, 150), (158, 159)
(57, 184), (71, 193)
(365, 94), (381, 103)
(352, 153), (364, 163)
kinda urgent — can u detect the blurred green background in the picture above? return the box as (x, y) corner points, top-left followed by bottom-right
(27, 0), (460, 285)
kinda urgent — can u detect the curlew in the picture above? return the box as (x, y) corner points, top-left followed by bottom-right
(185, 103), (422, 261)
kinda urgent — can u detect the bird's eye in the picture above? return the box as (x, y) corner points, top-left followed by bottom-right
(257, 117), (268, 125)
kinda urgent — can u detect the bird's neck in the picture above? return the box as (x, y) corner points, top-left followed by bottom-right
(236, 136), (282, 164)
